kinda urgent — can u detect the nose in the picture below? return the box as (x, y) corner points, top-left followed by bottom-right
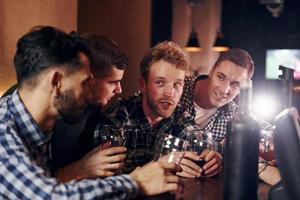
(114, 82), (122, 94)
(220, 82), (231, 96)
(163, 84), (174, 97)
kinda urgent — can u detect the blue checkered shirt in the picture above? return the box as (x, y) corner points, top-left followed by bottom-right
(94, 94), (203, 172)
(0, 91), (138, 200)
(180, 75), (238, 143)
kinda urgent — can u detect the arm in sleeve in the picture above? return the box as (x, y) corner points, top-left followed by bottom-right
(0, 126), (139, 200)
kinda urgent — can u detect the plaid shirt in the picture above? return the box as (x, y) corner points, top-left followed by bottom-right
(180, 75), (237, 143)
(94, 94), (202, 172)
(0, 91), (138, 200)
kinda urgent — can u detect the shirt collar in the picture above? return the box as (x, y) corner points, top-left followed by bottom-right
(8, 90), (51, 148)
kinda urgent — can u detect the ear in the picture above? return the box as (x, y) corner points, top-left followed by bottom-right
(50, 71), (62, 96)
(138, 77), (146, 94)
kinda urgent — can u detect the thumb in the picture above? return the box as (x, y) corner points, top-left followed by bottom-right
(100, 141), (112, 150)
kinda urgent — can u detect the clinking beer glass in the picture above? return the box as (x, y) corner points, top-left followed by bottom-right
(153, 134), (189, 165)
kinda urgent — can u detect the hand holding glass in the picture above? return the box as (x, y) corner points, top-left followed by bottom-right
(153, 134), (189, 165)
(188, 131), (220, 178)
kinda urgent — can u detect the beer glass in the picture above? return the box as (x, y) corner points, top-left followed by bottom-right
(153, 134), (189, 165)
(100, 124), (126, 147)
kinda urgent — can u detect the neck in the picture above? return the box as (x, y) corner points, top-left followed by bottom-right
(194, 79), (213, 109)
(142, 98), (163, 126)
(19, 87), (58, 132)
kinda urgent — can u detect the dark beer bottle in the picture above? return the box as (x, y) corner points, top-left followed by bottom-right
(223, 80), (260, 200)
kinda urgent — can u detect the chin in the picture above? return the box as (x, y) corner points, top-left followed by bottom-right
(216, 101), (228, 108)
(99, 102), (107, 107)
(159, 110), (174, 118)
(210, 99), (223, 108)
(98, 98), (108, 106)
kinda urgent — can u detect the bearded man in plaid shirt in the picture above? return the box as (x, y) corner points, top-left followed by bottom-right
(94, 41), (223, 179)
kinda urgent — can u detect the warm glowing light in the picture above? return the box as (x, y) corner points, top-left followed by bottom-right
(185, 47), (202, 52)
(252, 94), (280, 119)
(212, 46), (230, 52)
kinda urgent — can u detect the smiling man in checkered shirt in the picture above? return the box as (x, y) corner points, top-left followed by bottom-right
(178, 48), (255, 178)
(0, 26), (181, 199)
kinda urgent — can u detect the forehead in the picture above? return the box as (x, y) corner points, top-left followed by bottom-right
(93, 64), (124, 77)
(106, 65), (124, 77)
(148, 60), (185, 80)
(93, 65), (124, 81)
(213, 60), (248, 81)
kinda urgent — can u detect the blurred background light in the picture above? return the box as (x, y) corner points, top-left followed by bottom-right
(252, 93), (281, 121)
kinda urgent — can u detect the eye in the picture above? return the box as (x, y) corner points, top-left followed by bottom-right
(231, 82), (240, 89)
(109, 81), (119, 86)
(217, 74), (225, 81)
(156, 80), (165, 87)
(174, 82), (183, 88)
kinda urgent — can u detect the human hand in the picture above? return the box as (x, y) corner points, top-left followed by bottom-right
(79, 142), (127, 177)
(176, 151), (202, 178)
(258, 158), (281, 186)
(200, 149), (223, 177)
(129, 161), (182, 196)
(220, 139), (226, 147)
(58, 142), (126, 182)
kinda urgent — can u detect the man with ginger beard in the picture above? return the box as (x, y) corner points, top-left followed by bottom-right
(93, 41), (202, 173)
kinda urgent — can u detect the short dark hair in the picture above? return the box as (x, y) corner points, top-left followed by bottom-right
(212, 48), (255, 79)
(140, 41), (188, 80)
(81, 34), (128, 78)
(14, 26), (91, 87)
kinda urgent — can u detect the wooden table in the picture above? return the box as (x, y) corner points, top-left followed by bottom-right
(136, 176), (271, 200)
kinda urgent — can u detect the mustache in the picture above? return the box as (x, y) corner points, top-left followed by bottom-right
(158, 98), (176, 105)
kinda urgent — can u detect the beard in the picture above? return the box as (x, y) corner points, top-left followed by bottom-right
(146, 94), (176, 118)
(54, 89), (85, 124)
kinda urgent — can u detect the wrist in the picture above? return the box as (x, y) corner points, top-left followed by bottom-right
(129, 169), (145, 196)
(57, 161), (86, 182)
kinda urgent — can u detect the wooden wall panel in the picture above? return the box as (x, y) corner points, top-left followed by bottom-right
(0, 0), (77, 95)
(78, 0), (151, 98)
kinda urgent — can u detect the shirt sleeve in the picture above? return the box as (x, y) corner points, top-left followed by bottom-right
(0, 156), (139, 200)
(0, 126), (139, 200)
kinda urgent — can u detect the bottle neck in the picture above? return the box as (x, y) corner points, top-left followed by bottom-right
(238, 81), (252, 116)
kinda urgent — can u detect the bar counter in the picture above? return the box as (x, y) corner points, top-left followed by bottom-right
(135, 175), (271, 200)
